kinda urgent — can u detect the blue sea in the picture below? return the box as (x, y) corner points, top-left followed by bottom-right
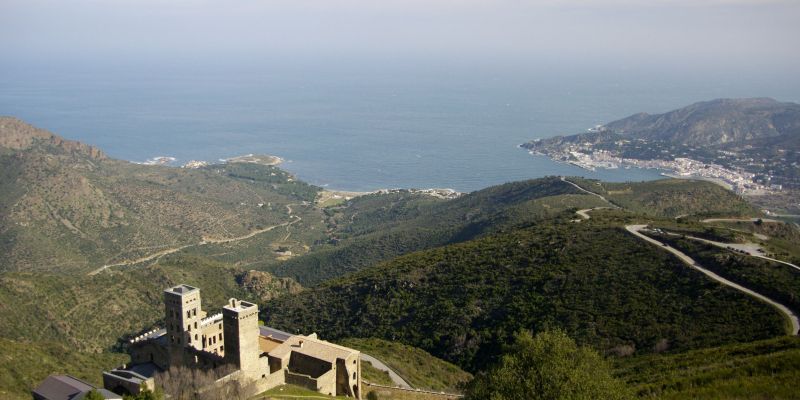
(2, 65), (798, 192)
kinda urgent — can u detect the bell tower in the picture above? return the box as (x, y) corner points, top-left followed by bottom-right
(164, 284), (203, 363)
(223, 298), (260, 373)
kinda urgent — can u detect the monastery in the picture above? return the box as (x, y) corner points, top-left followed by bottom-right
(100, 284), (362, 398)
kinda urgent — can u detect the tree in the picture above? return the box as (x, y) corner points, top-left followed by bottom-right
(464, 330), (632, 400)
(84, 390), (106, 400)
(123, 387), (164, 400)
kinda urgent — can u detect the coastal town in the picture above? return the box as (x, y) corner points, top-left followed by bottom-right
(525, 138), (779, 196)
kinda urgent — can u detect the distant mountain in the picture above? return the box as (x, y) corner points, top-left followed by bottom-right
(0, 117), (106, 157)
(521, 98), (800, 207)
(603, 98), (800, 148)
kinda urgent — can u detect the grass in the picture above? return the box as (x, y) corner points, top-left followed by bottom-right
(257, 384), (458, 400)
(361, 361), (395, 386)
(615, 336), (800, 399)
(256, 384), (350, 399)
(339, 338), (472, 392)
(363, 386), (464, 400)
(0, 338), (128, 400)
(570, 178), (757, 218)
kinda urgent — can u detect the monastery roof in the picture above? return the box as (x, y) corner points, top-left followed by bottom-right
(268, 334), (359, 363)
(223, 298), (257, 313)
(164, 284), (198, 296)
(259, 326), (292, 341)
(32, 375), (94, 400)
(129, 328), (166, 344)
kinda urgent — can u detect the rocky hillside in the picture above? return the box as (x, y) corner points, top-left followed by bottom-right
(0, 118), (324, 273)
(603, 98), (800, 148)
(0, 117), (106, 157)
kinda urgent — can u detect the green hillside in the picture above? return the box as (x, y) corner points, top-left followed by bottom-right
(264, 215), (786, 372)
(268, 177), (595, 285)
(2, 117), (796, 400)
(0, 339), (127, 400)
(0, 117), (326, 274)
(568, 177), (757, 218)
(616, 336), (800, 399)
(269, 177), (750, 286)
(339, 338), (472, 391)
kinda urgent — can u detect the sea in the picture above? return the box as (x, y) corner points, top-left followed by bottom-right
(2, 64), (798, 192)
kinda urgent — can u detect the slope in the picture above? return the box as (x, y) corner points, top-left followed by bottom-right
(263, 214), (786, 372)
(0, 117), (326, 273)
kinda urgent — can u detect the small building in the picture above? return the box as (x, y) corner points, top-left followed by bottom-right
(32, 375), (122, 400)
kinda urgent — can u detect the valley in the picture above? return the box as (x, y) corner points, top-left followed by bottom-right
(2, 118), (800, 399)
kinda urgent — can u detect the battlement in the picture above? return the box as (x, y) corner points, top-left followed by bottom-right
(200, 313), (223, 328)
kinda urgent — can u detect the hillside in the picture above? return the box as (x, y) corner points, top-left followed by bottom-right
(339, 338), (472, 391)
(604, 98), (800, 148)
(2, 117), (797, 399)
(567, 177), (756, 218)
(521, 99), (800, 211)
(0, 117), (325, 273)
(615, 336), (800, 399)
(0, 254), (301, 399)
(263, 214), (786, 372)
(269, 177), (750, 285)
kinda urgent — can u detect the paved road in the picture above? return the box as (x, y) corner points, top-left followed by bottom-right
(626, 224), (799, 336)
(360, 353), (412, 389)
(701, 217), (781, 223)
(675, 234), (800, 273)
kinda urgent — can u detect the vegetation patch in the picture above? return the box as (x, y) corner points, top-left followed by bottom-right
(339, 338), (472, 391)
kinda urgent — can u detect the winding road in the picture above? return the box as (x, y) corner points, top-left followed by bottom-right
(626, 224), (799, 336)
(360, 353), (412, 389)
(673, 234), (800, 273)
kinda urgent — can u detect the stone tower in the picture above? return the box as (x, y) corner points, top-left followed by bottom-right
(164, 284), (203, 362)
(223, 298), (260, 374)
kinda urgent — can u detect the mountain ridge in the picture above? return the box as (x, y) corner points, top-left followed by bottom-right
(602, 97), (800, 147)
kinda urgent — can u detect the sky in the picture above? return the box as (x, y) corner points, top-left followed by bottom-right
(1, 0), (799, 76)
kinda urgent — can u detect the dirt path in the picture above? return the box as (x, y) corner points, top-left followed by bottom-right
(626, 224), (799, 336)
(89, 204), (304, 275)
(573, 207), (614, 221)
(560, 176), (618, 207)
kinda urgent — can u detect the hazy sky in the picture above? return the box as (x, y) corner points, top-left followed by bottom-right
(2, 0), (799, 74)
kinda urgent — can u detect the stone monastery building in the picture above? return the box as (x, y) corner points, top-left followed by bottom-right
(103, 284), (362, 398)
